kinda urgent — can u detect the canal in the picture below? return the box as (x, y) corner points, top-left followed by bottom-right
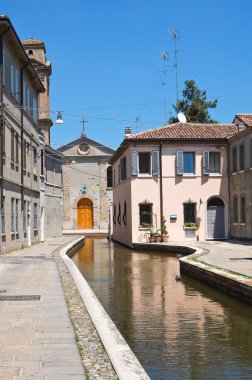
(72, 239), (252, 380)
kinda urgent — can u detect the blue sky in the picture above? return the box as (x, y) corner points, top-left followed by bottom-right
(2, 0), (252, 151)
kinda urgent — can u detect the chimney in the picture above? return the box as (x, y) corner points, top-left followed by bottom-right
(125, 126), (132, 137)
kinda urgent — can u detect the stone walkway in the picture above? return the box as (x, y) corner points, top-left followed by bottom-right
(0, 236), (116, 380)
(187, 239), (252, 277)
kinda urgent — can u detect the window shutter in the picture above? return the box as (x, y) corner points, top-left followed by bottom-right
(203, 151), (209, 175)
(131, 151), (138, 176)
(176, 151), (184, 175)
(152, 150), (159, 176)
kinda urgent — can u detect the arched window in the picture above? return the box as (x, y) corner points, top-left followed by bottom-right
(28, 49), (33, 55)
(107, 166), (113, 188)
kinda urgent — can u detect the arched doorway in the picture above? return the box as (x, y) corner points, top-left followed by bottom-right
(77, 198), (93, 229)
(207, 197), (225, 239)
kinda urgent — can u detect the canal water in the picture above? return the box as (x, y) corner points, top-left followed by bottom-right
(72, 239), (252, 380)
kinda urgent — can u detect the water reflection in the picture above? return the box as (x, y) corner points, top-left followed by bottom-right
(73, 239), (252, 380)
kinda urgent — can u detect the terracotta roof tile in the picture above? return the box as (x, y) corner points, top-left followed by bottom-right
(127, 122), (238, 140)
(22, 38), (44, 46)
(235, 114), (252, 126)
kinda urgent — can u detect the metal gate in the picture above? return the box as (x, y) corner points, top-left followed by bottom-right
(207, 197), (225, 239)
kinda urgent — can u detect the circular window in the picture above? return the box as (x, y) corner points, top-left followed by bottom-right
(77, 142), (90, 156)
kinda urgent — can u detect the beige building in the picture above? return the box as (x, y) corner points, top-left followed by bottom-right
(0, 16), (44, 252)
(22, 37), (64, 240)
(58, 135), (114, 231)
(229, 114), (252, 239)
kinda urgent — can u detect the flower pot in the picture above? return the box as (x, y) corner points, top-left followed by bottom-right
(162, 235), (169, 242)
(149, 236), (155, 243)
(156, 235), (162, 243)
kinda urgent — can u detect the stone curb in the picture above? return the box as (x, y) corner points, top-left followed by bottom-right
(179, 247), (252, 305)
(60, 238), (151, 380)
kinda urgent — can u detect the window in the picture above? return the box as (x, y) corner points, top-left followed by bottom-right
(40, 150), (44, 176)
(139, 152), (150, 174)
(233, 196), (238, 223)
(23, 200), (27, 233)
(139, 202), (152, 227)
(240, 196), (246, 224)
(23, 141), (27, 169)
(120, 157), (127, 181)
(11, 198), (14, 232)
(177, 151), (195, 175)
(15, 133), (19, 165)
(3, 47), (6, 85)
(232, 147), (237, 172)
(183, 202), (196, 225)
(11, 129), (15, 162)
(209, 152), (220, 173)
(239, 144), (245, 171)
(1, 196), (5, 234)
(107, 166), (112, 188)
(203, 151), (220, 174)
(113, 169), (116, 186)
(34, 203), (38, 229)
(15, 199), (18, 232)
(10, 63), (19, 102)
(33, 147), (37, 174)
(131, 151), (159, 176)
(33, 93), (38, 124)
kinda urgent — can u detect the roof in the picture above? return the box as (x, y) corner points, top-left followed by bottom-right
(127, 122), (238, 140)
(0, 16), (44, 92)
(22, 38), (44, 46)
(234, 114), (252, 127)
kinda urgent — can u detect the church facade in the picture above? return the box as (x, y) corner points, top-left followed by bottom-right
(58, 135), (114, 231)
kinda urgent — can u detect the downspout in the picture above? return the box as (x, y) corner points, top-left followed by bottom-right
(159, 142), (163, 229)
(20, 62), (29, 244)
(0, 26), (10, 210)
(227, 142), (231, 239)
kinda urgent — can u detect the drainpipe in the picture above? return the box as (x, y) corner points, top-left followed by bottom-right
(227, 143), (231, 239)
(0, 26), (10, 210)
(20, 62), (29, 244)
(159, 142), (163, 229)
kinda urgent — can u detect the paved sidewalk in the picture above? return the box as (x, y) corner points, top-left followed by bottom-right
(187, 239), (252, 277)
(0, 236), (86, 380)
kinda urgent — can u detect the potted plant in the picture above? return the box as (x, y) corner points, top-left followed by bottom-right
(161, 216), (169, 242)
(148, 227), (156, 243)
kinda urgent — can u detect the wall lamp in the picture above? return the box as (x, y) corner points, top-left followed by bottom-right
(56, 111), (63, 124)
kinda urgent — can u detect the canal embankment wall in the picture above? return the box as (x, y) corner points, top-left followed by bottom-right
(133, 242), (252, 306)
(60, 237), (151, 380)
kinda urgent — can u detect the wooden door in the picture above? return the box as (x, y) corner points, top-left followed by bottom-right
(77, 199), (93, 229)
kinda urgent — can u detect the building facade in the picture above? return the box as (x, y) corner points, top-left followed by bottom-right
(229, 114), (252, 239)
(58, 135), (114, 231)
(111, 123), (238, 247)
(22, 38), (64, 240)
(0, 16), (44, 253)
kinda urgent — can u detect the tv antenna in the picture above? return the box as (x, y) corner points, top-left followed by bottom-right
(160, 50), (168, 125)
(169, 27), (179, 102)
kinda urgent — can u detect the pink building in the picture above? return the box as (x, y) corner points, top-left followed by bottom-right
(110, 122), (238, 247)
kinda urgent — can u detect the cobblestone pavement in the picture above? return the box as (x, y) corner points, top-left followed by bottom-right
(0, 236), (118, 380)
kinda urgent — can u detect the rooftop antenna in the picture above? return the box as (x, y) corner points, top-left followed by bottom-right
(80, 116), (88, 137)
(135, 116), (140, 131)
(160, 50), (168, 125)
(169, 27), (179, 102)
